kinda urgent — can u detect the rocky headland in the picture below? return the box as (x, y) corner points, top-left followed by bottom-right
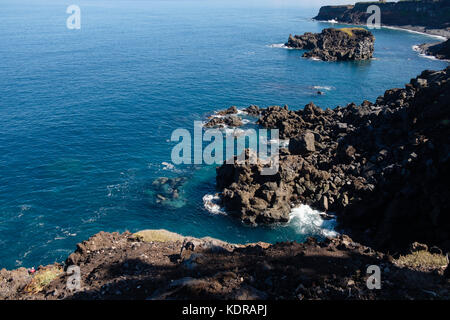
(1, 230), (448, 300)
(314, 0), (450, 38)
(216, 67), (450, 253)
(285, 28), (375, 61)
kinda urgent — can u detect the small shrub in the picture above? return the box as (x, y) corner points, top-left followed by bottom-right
(339, 27), (367, 37)
(395, 250), (448, 269)
(24, 266), (63, 294)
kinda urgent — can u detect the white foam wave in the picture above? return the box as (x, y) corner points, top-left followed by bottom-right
(203, 194), (226, 215)
(225, 127), (257, 137)
(279, 139), (289, 148)
(162, 161), (175, 170)
(288, 204), (338, 238)
(267, 43), (294, 50)
(312, 85), (334, 91)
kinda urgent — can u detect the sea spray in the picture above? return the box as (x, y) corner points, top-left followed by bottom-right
(203, 195), (338, 239)
(202, 194), (225, 215)
(287, 204), (338, 238)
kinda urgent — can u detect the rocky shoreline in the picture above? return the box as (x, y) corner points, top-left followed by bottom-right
(1, 230), (448, 300)
(285, 28), (375, 61)
(2, 68), (450, 301)
(215, 67), (450, 253)
(416, 39), (450, 60)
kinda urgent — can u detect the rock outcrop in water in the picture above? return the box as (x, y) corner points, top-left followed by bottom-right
(417, 39), (450, 60)
(204, 115), (243, 128)
(1, 230), (448, 300)
(216, 67), (450, 252)
(314, 0), (450, 38)
(285, 28), (375, 61)
(204, 106), (244, 128)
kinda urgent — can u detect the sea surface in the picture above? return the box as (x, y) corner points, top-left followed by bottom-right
(0, 0), (448, 269)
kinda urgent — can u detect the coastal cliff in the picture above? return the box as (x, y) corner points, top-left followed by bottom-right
(285, 28), (375, 61)
(1, 230), (448, 300)
(216, 67), (450, 252)
(315, 0), (450, 38)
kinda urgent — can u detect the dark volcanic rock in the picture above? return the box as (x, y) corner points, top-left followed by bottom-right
(205, 106), (244, 128)
(204, 115), (243, 128)
(217, 67), (450, 252)
(243, 105), (260, 116)
(216, 106), (238, 116)
(417, 39), (450, 60)
(315, 1), (450, 36)
(289, 131), (316, 155)
(216, 149), (292, 224)
(285, 28), (375, 61)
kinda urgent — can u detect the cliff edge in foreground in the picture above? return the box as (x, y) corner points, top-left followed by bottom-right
(1, 230), (448, 300)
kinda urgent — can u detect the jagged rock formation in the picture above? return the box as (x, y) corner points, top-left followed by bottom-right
(418, 39), (450, 60)
(285, 28), (375, 61)
(1, 231), (448, 300)
(216, 67), (450, 252)
(243, 105), (260, 116)
(315, 0), (450, 37)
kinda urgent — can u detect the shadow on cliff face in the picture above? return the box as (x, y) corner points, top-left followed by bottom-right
(336, 68), (450, 253)
(56, 237), (448, 300)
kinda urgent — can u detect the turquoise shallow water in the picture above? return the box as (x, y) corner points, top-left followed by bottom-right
(0, 0), (448, 269)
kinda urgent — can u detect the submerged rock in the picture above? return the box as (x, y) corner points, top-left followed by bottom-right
(285, 28), (375, 61)
(151, 177), (186, 204)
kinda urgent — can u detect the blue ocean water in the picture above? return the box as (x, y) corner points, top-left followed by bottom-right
(0, 0), (448, 269)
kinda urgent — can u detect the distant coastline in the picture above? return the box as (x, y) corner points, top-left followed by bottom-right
(315, 18), (448, 40)
(314, 0), (450, 39)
